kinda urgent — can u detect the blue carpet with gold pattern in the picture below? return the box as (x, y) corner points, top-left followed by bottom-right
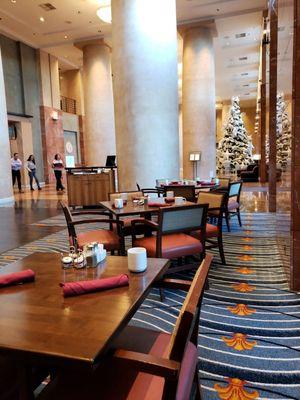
(1, 213), (299, 399)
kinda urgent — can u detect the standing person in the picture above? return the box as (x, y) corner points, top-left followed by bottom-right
(27, 155), (41, 191)
(11, 153), (23, 193)
(52, 154), (65, 192)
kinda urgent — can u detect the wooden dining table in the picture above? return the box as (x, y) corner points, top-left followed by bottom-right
(0, 252), (170, 397)
(100, 199), (197, 220)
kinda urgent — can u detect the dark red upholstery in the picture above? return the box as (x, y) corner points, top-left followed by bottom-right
(134, 233), (203, 258)
(228, 200), (239, 210)
(77, 230), (120, 250)
(192, 223), (219, 240)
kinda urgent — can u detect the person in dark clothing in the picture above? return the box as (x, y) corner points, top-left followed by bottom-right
(11, 152), (23, 193)
(52, 153), (65, 192)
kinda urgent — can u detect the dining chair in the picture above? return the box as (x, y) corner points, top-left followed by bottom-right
(132, 204), (208, 275)
(108, 191), (148, 237)
(60, 201), (125, 255)
(163, 185), (196, 202)
(192, 192), (227, 264)
(223, 181), (243, 231)
(36, 254), (213, 400)
(216, 178), (230, 191)
(141, 188), (163, 198)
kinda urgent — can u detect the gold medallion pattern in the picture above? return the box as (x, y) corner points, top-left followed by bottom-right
(227, 304), (256, 316)
(232, 283), (256, 293)
(215, 378), (259, 400)
(222, 333), (257, 351)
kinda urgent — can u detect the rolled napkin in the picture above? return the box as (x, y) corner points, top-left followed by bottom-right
(60, 274), (129, 297)
(164, 197), (175, 203)
(147, 202), (169, 207)
(0, 269), (35, 288)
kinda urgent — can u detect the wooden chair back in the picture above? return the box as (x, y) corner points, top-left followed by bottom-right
(197, 192), (226, 228)
(167, 254), (212, 363)
(217, 178), (230, 190)
(60, 201), (76, 243)
(141, 188), (162, 198)
(163, 185), (196, 202)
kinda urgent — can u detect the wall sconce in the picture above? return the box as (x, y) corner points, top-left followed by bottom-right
(51, 111), (59, 121)
(189, 152), (201, 179)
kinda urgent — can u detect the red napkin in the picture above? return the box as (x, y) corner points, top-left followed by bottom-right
(60, 274), (129, 297)
(0, 269), (35, 288)
(164, 197), (175, 203)
(148, 202), (169, 207)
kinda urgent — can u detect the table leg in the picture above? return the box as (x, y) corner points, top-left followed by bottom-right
(17, 364), (35, 400)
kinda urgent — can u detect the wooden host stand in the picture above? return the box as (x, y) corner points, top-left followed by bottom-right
(66, 166), (116, 208)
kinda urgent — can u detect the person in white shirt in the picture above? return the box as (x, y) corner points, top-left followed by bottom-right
(52, 153), (65, 192)
(27, 155), (41, 191)
(11, 153), (23, 193)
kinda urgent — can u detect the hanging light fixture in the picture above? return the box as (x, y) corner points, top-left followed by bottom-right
(96, 0), (111, 24)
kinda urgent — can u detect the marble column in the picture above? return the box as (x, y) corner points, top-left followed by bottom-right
(0, 49), (14, 206)
(111, 0), (179, 190)
(80, 41), (116, 166)
(182, 25), (216, 179)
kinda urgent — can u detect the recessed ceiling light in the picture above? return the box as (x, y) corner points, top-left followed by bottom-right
(39, 16), (45, 22)
(64, 35), (68, 39)
(11, 0), (16, 3)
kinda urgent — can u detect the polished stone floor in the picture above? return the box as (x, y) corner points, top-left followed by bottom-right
(0, 180), (291, 255)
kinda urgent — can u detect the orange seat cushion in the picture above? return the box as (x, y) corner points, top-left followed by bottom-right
(77, 229), (120, 251)
(134, 233), (203, 258)
(191, 224), (219, 240)
(228, 200), (239, 210)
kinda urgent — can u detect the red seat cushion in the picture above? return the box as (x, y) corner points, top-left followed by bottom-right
(192, 224), (219, 239)
(134, 233), (203, 258)
(228, 200), (239, 210)
(77, 229), (120, 251)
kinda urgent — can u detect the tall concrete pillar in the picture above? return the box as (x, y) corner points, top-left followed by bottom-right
(79, 40), (116, 166)
(0, 49), (14, 206)
(182, 25), (216, 179)
(111, 0), (179, 190)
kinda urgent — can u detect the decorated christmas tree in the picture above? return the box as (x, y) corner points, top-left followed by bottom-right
(266, 93), (292, 170)
(217, 96), (253, 174)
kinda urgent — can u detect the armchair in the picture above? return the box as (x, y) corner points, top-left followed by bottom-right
(60, 201), (125, 255)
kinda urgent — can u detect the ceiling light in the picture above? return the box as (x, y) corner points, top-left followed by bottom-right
(39, 16), (45, 22)
(64, 35), (68, 39)
(11, 0), (16, 3)
(96, 6), (111, 23)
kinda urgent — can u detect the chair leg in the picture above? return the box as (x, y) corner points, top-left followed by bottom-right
(159, 288), (165, 302)
(218, 236), (226, 265)
(237, 208), (242, 227)
(111, 250), (115, 256)
(193, 366), (202, 400)
(225, 210), (230, 232)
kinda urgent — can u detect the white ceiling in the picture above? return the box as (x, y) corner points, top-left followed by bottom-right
(0, 0), (269, 102)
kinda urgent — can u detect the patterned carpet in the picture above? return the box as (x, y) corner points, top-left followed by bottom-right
(1, 213), (300, 399)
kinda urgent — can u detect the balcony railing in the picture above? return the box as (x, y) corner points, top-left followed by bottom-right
(60, 96), (77, 115)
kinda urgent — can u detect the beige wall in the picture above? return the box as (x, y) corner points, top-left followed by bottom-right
(38, 50), (60, 109)
(60, 69), (84, 115)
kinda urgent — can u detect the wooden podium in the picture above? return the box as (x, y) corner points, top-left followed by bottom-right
(66, 166), (116, 208)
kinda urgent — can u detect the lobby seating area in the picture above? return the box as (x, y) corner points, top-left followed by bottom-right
(0, 1), (299, 400)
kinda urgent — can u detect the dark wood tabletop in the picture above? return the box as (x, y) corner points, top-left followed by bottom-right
(100, 200), (197, 217)
(0, 252), (169, 368)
